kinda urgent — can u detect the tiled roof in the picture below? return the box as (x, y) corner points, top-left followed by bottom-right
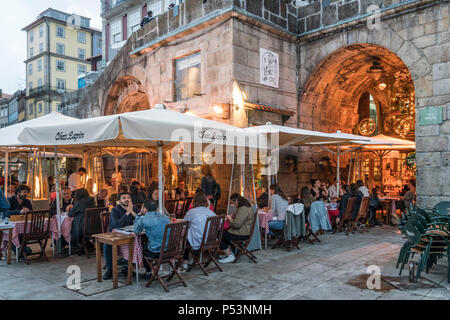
(245, 102), (296, 116)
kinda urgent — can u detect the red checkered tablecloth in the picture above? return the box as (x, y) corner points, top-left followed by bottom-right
(49, 215), (74, 243)
(258, 210), (274, 235)
(1, 219), (49, 250)
(113, 231), (144, 266)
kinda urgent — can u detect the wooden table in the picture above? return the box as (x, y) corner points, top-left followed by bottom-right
(93, 232), (135, 289)
(0, 223), (15, 264)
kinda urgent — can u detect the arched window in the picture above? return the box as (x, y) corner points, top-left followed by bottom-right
(357, 92), (378, 136)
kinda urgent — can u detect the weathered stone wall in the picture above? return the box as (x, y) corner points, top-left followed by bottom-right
(297, 1), (450, 206)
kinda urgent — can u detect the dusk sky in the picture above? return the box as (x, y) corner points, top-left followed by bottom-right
(0, 0), (102, 95)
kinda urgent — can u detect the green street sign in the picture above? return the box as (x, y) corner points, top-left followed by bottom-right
(419, 106), (443, 126)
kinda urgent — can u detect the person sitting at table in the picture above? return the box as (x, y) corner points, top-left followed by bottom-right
(328, 178), (345, 200)
(181, 191), (216, 271)
(50, 186), (74, 216)
(310, 179), (328, 201)
(297, 186), (314, 219)
(257, 188), (269, 209)
(369, 187), (382, 227)
(131, 180), (147, 200)
(96, 189), (109, 208)
(102, 192), (139, 280)
(401, 179), (416, 210)
(187, 189), (215, 212)
(134, 199), (171, 280)
(0, 187), (9, 217)
(218, 193), (255, 264)
(147, 185), (170, 216)
(268, 183), (288, 238)
(68, 188), (96, 252)
(5, 184), (32, 218)
(130, 184), (145, 205)
(175, 180), (189, 199)
(356, 180), (370, 197)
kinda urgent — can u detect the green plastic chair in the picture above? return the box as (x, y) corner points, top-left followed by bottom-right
(433, 201), (450, 216)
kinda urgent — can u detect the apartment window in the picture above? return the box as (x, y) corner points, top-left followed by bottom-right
(78, 48), (86, 60)
(29, 31), (34, 42)
(77, 31), (86, 44)
(56, 60), (66, 72)
(57, 103), (62, 112)
(37, 79), (42, 88)
(128, 10), (141, 35)
(111, 20), (121, 44)
(56, 25), (65, 38)
(28, 63), (33, 75)
(175, 52), (201, 101)
(29, 82), (33, 90)
(148, 1), (162, 16)
(38, 103), (42, 113)
(56, 43), (65, 55)
(78, 64), (87, 75)
(97, 38), (102, 49)
(37, 60), (42, 72)
(56, 79), (66, 92)
(28, 103), (34, 114)
(39, 25), (44, 37)
(39, 42), (44, 53)
(30, 47), (34, 57)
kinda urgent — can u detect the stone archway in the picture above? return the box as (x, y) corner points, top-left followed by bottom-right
(297, 43), (416, 188)
(103, 75), (150, 115)
(300, 44), (415, 140)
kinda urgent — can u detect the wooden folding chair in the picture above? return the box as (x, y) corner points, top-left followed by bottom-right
(230, 212), (258, 264)
(303, 221), (321, 244)
(165, 199), (179, 216)
(97, 207), (110, 233)
(334, 197), (357, 236)
(19, 210), (51, 264)
(144, 221), (190, 292)
(81, 208), (104, 258)
(181, 197), (193, 217)
(188, 215), (225, 276)
(350, 196), (370, 233)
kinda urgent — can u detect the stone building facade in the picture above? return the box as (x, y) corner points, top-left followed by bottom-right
(62, 0), (450, 207)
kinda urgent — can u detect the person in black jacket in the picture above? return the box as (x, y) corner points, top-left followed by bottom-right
(68, 188), (96, 249)
(50, 186), (74, 215)
(5, 184), (32, 218)
(103, 192), (139, 280)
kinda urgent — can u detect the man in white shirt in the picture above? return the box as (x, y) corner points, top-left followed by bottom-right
(356, 180), (370, 197)
(111, 165), (123, 191)
(68, 167), (86, 193)
(328, 178), (344, 199)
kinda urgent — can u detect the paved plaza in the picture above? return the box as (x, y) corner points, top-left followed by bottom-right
(0, 225), (449, 300)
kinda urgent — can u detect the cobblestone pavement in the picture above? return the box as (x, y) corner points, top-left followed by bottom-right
(1, 225), (449, 300)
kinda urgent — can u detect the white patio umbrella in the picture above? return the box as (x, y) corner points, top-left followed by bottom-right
(0, 112), (80, 255)
(309, 131), (415, 191)
(18, 106), (261, 213)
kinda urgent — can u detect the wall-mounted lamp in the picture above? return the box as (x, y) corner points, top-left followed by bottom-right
(210, 103), (230, 119)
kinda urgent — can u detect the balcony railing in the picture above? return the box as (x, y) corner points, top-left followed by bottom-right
(101, 0), (129, 14)
(27, 86), (74, 98)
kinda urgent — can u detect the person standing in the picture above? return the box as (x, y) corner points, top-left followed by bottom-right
(140, 10), (154, 27)
(111, 166), (123, 192)
(68, 168), (87, 193)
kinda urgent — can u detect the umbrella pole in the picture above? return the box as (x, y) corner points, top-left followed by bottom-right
(54, 146), (62, 254)
(158, 143), (163, 215)
(347, 151), (353, 186)
(114, 155), (119, 195)
(336, 145), (341, 194)
(4, 150), (9, 198)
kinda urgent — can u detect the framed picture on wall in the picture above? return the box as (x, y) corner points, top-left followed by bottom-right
(259, 48), (279, 88)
